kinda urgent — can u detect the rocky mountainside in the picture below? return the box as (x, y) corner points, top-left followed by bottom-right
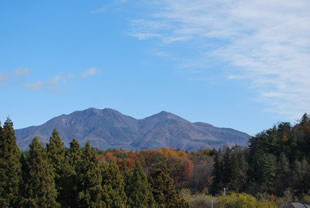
(15, 108), (250, 150)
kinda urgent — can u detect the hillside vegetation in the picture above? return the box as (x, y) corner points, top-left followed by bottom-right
(1, 113), (310, 207)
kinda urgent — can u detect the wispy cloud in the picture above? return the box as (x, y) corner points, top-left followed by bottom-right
(24, 74), (73, 93)
(15, 68), (32, 76)
(0, 73), (10, 88)
(129, 0), (310, 119)
(0, 68), (33, 88)
(81, 68), (100, 79)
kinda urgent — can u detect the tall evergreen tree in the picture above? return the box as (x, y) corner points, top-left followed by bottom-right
(125, 161), (155, 208)
(46, 128), (66, 177)
(101, 160), (127, 208)
(68, 138), (82, 169)
(46, 128), (66, 204)
(259, 153), (277, 189)
(20, 137), (58, 208)
(0, 119), (21, 208)
(222, 148), (232, 185)
(278, 152), (289, 174)
(149, 164), (188, 208)
(211, 151), (222, 195)
(77, 141), (105, 208)
(61, 138), (83, 208)
(230, 154), (241, 191)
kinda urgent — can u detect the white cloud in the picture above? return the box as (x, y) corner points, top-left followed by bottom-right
(0, 68), (32, 88)
(24, 81), (43, 90)
(15, 68), (32, 76)
(0, 73), (10, 88)
(129, 0), (310, 119)
(24, 74), (73, 92)
(81, 68), (100, 78)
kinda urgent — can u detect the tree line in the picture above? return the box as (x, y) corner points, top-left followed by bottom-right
(1, 113), (310, 207)
(0, 119), (187, 208)
(210, 113), (310, 201)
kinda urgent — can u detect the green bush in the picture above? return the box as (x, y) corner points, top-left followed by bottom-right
(217, 193), (277, 208)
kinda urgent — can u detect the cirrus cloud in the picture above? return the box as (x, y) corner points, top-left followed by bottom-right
(0, 68), (33, 88)
(81, 68), (101, 79)
(24, 74), (73, 93)
(129, 0), (310, 119)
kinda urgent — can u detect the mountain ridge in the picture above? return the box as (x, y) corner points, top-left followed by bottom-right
(15, 108), (250, 150)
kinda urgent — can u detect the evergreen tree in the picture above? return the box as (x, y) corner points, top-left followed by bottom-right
(149, 164), (188, 208)
(222, 148), (232, 185)
(230, 154), (241, 191)
(46, 128), (66, 205)
(61, 138), (82, 208)
(0, 119), (21, 208)
(68, 138), (82, 169)
(46, 128), (66, 177)
(101, 160), (127, 207)
(125, 161), (155, 208)
(77, 141), (105, 208)
(300, 113), (309, 126)
(211, 151), (222, 195)
(278, 152), (289, 174)
(20, 137), (58, 208)
(259, 153), (277, 189)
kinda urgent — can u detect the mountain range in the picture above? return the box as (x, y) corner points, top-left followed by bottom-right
(15, 108), (250, 150)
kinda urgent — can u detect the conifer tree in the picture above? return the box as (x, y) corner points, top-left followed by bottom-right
(102, 159), (127, 208)
(20, 137), (58, 208)
(211, 151), (222, 195)
(61, 139), (83, 208)
(149, 164), (188, 208)
(125, 161), (155, 208)
(46, 128), (66, 177)
(46, 128), (66, 204)
(278, 152), (289, 174)
(222, 147), (232, 185)
(230, 154), (241, 191)
(0, 119), (21, 208)
(259, 153), (277, 188)
(77, 141), (105, 208)
(68, 138), (82, 169)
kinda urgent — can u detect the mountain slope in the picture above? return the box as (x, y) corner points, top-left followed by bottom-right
(15, 108), (250, 150)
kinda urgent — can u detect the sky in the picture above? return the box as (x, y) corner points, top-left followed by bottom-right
(0, 0), (309, 135)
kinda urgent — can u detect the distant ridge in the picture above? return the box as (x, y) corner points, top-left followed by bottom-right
(15, 108), (250, 150)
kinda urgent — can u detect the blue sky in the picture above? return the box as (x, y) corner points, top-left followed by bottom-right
(1, 0), (309, 135)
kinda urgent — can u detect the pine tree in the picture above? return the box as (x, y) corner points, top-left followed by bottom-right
(61, 138), (82, 208)
(77, 141), (105, 208)
(20, 137), (58, 208)
(46, 128), (66, 177)
(222, 147), (232, 185)
(101, 160), (127, 207)
(125, 161), (155, 208)
(211, 151), (222, 195)
(230, 154), (241, 191)
(46, 128), (66, 205)
(278, 152), (289, 174)
(300, 113), (309, 126)
(68, 138), (82, 169)
(259, 153), (277, 188)
(0, 119), (21, 208)
(149, 164), (188, 208)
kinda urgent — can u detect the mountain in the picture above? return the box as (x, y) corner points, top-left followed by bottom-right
(15, 108), (250, 150)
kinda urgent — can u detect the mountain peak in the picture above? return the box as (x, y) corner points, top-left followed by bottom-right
(15, 108), (250, 150)
(85, 107), (102, 113)
(150, 111), (187, 122)
(102, 108), (119, 113)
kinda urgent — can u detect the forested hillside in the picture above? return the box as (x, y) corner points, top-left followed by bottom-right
(1, 114), (310, 207)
